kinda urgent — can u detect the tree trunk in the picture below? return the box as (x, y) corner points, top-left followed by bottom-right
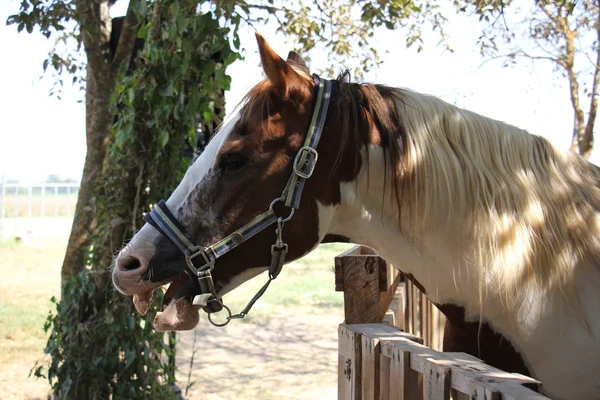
(61, 1), (113, 281)
(581, 8), (600, 159)
(61, 0), (140, 282)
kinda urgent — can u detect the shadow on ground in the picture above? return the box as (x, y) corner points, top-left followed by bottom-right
(176, 308), (342, 400)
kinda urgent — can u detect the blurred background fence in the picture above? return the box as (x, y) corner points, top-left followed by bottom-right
(0, 177), (79, 239)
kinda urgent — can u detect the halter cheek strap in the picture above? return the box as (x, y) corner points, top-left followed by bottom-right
(143, 75), (334, 326)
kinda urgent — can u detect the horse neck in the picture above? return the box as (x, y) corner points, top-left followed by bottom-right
(326, 144), (472, 303)
(325, 138), (600, 338)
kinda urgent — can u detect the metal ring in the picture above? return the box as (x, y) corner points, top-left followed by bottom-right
(268, 197), (295, 222)
(207, 303), (232, 327)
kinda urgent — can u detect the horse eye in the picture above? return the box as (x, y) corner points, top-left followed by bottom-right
(219, 154), (246, 172)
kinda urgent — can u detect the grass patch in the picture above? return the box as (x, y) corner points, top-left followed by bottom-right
(0, 238), (64, 363)
(221, 243), (353, 322)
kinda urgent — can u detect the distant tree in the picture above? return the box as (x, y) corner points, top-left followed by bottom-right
(454, 0), (600, 158)
(46, 174), (78, 183)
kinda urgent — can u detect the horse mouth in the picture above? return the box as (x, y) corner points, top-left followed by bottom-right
(133, 274), (201, 331)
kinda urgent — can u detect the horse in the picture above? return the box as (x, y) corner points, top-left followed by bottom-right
(112, 33), (600, 400)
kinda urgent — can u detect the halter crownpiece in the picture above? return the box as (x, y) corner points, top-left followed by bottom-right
(144, 75), (334, 327)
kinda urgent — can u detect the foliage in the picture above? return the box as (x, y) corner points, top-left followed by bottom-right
(33, 270), (177, 400)
(93, 0), (236, 269)
(453, 0), (600, 158)
(8, 0), (451, 91)
(7, 0), (83, 97)
(9, 0), (235, 397)
(226, 0), (450, 76)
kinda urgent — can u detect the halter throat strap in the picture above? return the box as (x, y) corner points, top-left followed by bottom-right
(143, 75), (334, 326)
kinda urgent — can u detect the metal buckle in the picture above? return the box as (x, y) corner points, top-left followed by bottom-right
(186, 247), (215, 274)
(293, 146), (318, 179)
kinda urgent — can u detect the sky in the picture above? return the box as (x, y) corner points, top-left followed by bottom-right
(0, 1), (588, 183)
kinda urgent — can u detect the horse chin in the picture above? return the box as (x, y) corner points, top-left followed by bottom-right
(132, 274), (202, 331)
(153, 297), (201, 331)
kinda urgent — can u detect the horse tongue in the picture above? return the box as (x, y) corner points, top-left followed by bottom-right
(153, 298), (200, 331)
(133, 289), (154, 316)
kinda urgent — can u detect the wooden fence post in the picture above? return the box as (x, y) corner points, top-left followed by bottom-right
(335, 245), (400, 324)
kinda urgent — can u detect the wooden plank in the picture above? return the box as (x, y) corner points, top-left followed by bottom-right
(381, 341), (422, 400)
(469, 380), (501, 400)
(419, 292), (425, 342)
(396, 283), (406, 331)
(345, 323), (425, 400)
(380, 353), (391, 400)
(424, 300), (431, 347)
(379, 273), (401, 320)
(447, 355), (545, 398)
(406, 282), (414, 334)
(383, 310), (395, 326)
(441, 352), (545, 399)
(361, 333), (379, 399)
(412, 283), (418, 336)
(431, 302), (440, 351)
(335, 245), (363, 291)
(380, 338), (542, 399)
(423, 358), (451, 400)
(336, 252), (387, 324)
(374, 328), (548, 399)
(339, 324), (361, 399)
(387, 262), (397, 290)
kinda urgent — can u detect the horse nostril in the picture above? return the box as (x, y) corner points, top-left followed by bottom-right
(118, 255), (143, 272)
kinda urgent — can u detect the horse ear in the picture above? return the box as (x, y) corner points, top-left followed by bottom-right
(255, 32), (308, 99)
(286, 51), (310, 77)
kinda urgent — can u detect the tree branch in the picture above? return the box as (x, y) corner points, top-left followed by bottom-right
(478, 50), (562, 69)
(110, 0), (140, 77)
(565, 30), (586, 153)
(581, 5), (600, 158)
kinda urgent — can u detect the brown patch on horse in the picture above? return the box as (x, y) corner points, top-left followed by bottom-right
(400, 274), (530, 376)
(170, 36), (323, 292)
(438, 303), (531, 377)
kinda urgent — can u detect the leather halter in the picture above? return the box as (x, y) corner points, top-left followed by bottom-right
(144, 75), (334, 326)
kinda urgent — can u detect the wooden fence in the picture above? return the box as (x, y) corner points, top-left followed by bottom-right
(335, 245), (549, 399)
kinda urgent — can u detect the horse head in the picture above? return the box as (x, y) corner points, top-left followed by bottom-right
(112, 34), (354, 330)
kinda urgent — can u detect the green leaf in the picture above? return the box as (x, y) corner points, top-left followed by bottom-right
(158, 129), (169, 148)
(137, 22), (149, 39)
(127, 88), (135, 104)
(159, 81), (174, 97)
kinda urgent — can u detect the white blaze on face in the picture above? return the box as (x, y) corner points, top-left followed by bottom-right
(165, 112), (241, 214)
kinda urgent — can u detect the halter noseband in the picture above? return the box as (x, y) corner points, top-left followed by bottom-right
(144, 75), (334, 327)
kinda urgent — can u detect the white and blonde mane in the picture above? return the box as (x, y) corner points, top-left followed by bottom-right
(400, 90), (600, 314)
(328, 83), (600, 400)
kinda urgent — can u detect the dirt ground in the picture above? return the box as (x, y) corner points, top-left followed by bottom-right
(176, 308), (343, 400)
(1, 310), (342, 400)
(0, 352), (50, 400)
